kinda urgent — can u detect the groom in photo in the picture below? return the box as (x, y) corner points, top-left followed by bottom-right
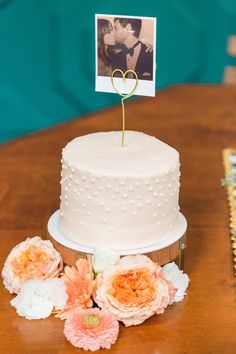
(113, 17), (153, 80)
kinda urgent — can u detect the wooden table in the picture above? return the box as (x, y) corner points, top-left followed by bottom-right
(0, 85), (235, 354)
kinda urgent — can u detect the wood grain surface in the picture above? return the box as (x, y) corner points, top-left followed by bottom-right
(0, 84), (235, 354)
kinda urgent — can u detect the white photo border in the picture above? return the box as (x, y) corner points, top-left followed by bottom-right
(95, 14), (156, 97)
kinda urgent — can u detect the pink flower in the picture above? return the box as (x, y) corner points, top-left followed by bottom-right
(2, 236), (63, 294)
(93, 254), (176, 326)
(64, 308), (119, 351)
(55, 259), (96, 320)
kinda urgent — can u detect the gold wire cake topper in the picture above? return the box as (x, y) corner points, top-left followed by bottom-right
(111, 69), (139, 147)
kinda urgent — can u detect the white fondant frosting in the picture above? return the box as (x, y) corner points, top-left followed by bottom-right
(59, 131), (181, 250)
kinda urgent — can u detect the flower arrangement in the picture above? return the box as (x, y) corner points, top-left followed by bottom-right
(2, 237), (189, 351)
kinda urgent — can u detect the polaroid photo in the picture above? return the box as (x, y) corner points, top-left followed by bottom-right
(95, 14), (156, 97)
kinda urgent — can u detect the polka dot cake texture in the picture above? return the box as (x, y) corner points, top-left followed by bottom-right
(59, 131), (181, 250)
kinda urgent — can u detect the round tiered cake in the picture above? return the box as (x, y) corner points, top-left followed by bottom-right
(59, 131), (181, 251)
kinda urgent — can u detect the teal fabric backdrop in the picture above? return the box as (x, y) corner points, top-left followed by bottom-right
(0, 0), (235, 142)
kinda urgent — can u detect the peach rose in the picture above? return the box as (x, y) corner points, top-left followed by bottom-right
(2, 236), (63, 294)
(93, 254), (176, 326)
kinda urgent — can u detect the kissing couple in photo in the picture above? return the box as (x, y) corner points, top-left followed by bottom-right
(98, 17), (153, 80)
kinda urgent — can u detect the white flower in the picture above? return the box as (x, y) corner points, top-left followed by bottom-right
(162, 262), (189, 303)
(10, 278), (68, 320)
(92, 249), (120, 274)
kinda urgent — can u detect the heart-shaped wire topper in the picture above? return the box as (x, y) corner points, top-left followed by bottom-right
(111, 69), (139, 147)
(111, 69), (138, 98)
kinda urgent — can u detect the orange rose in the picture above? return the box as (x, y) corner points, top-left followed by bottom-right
(94, 255), (176, 326)
(2, 236), (63, 294)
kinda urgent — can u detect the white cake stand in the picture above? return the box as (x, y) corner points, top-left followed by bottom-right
(47, 210), (187, 267)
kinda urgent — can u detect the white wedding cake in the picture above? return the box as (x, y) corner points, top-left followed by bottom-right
(59, 131), (181, 251)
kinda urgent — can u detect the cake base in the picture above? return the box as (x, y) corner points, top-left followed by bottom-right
(47, 210), (187, 267)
